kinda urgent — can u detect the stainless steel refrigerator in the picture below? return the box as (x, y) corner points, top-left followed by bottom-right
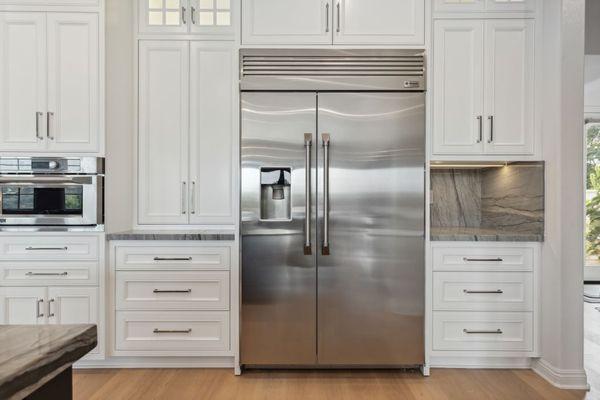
(240, 49), (425, 367)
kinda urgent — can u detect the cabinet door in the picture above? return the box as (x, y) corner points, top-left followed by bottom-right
(242, 0), (332, 45)
(0, 287), (46, 324)
(46, 13), (100, 153)
(433, 20), (485, 155)
(484, 20), (535, 155)
(138, 41), (190, 225)
(139, 0), (190, 34)
(485, 0), (535, 12)
(0, 13), (47, 152)
(189, 43), (235, 225)
(333, 0), (424, 45)
(47, 287), (97, 325)
(189, 0), (234, 37)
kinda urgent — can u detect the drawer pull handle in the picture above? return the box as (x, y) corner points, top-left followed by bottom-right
(463, 329), (503, 335)
(26, 272), (68, 277)
(153, 329), (192, 334)
(463, 257), (503, 262)
(153, 289), (192, 294)
(25, 246), (68, 251)
(463, 289), (504, 294)
(153, 257), (193, 261)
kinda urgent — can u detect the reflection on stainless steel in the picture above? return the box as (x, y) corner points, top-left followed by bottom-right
(241, 50), (425, 368)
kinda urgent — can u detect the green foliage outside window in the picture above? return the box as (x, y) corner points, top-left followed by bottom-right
(586, 124), (600, 258)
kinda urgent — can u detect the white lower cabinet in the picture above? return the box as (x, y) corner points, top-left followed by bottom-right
(0, 287), (46, 325)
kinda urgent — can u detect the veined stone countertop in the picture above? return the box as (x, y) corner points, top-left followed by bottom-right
(0, 324), (97, 400)
(106, 230), (236, 241)
(431, 227), (544, 242)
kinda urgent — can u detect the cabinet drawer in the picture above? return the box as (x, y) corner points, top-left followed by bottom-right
(432, 245), (534, 272)
(0, 261), (98, 286)
(0, 236), (99, 261)
(116, 271), (230, 311)
(115, 246), (230, 271)
(115, 311), (230, 352)
(432, 311), (533, 352)
(433, 272), (533, 311)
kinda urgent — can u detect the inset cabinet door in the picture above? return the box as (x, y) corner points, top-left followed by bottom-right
(47, 287), (98, 325)
(189, 43), (236, 225)
(46, 13), (100, 153)
(333, 0), (425, 45)
(0, 13), (47, 152)
(138, 41), (190, 225)
(242, 0), (332, 45)
(483, 19), (535, 155)
(139, 0), (189, 34)
(0, 287), (46, 325)
(189, 0), (234, 36)
(433, 20), (485, 155)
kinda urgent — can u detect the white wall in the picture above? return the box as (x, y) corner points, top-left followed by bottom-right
(105, 0), (134, 233)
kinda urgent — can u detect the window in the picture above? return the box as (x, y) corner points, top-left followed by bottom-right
(196, 0), (231, 26)
(148, 0), (182, 26)
(586, 122), (600, 266)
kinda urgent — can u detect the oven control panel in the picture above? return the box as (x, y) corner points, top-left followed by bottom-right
(0, 157), (104, 175)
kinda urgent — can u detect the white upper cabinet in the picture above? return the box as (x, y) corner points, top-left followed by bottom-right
(485, 0), (535, 12)
(138, 41), (190, 225)
(433, 19), (536, 156)
(433, 20), (484, 155)
(0, 0), (99, 6)
(0, 13), (47, 152)
(434, 0), (535, 13)
(242, 0), (332, 45)
(333, 0), (424, 45)
(139, 0), (234, 37)
(242, 0), (424, 45)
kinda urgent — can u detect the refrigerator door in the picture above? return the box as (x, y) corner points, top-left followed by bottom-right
(317, 92), (425, 365)
(241, 92), (318, 365)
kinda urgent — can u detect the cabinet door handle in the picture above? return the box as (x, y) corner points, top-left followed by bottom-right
(182, 6), (187, 24)
(26, 272), (68, 277)
(325, 3), (330, 33)
(477, 115), (483, 143)
(463, 289), (504, 294)
(153, 257), (193, 261)
(36, 112), (44, 140)
(36, 299), (44, 318)
(191, 6), (196, 24)
(153, 289), (192, 294)
(47, 112), (54, 140)
(462, 257), (503, 262)
(48, 298), (55, 318)
(336, 2), (341, 33)
(153, 328), (192, 334)
(190, 181), (196, 215)
(26, 246), (68, 251)
(463, 329), (503, 335)
(182, 182), (187, 215)
(487, 115), (494, 143)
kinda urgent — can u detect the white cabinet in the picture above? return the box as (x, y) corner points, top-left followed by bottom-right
(434, 0), (535, 13)
(0, 287), (46, 324)
(433, 19), (535, 156)
(138, 41), (236, 226)
(47, 287), (98, 325)
(0, 0), (99, 6)
(0, 12), (101, 154)
(138, 0), (234, 37)
(242, 0), (424, 45)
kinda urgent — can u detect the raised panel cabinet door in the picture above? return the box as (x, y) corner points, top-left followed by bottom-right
(333, 0), (424, 45)
(485, 0), (535, 12)
(0, 287), (46, 324)
(242, 0), (333, 45)
(433, 0), (485, 13)
(484, 19), (535, 155)
(47, 287), (98, 325)
(138, 41), (190, 225)
(46, 13), (100, 153)
(0, 13), (47, 152)
(139, 0), (190, 34)
(189, 43), (235, 225)
(433, 20), (485, 155)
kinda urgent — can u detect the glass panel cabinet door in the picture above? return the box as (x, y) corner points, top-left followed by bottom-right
(139, 0), (189, 33)
(189, 0), (234, 36)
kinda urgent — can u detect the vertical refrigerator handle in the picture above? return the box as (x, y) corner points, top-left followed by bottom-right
(322, 133), (331, 256)
(304, 133), (312, 255)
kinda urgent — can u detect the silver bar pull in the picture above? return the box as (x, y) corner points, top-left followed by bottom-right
(153, 289), (192, 294)
(36, 112), (44, 140)
(463, 329), (503, 335)
(47, 112), (54, 140)
(325, 3), (330, 33)
(182, 6), (187, 24)
(153, 257), (193, 261)
(336, 2), (341, 33)
(463, 257), (503, 262)
(182, 182), (187, 215)
(477, 115), (483, 143)
(48, 298), (55, 318)
(463, 289), (504, 294)
(26, 272), (68, 277)
(153, 328), (192, 334)
(36, 299), (44, 318)
(26, 246), (68, 251)
(304, 133), (312, 256)
(487, 115), (494, 143)
(322, 133), (331, 256)
(191, 6), (196, 24)
(191, 181), (196, 215)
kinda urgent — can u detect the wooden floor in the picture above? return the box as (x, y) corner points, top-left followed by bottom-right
(73, 368), (589, 400)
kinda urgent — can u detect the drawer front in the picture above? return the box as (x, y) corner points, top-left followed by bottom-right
(432, 245), (534, 272)
(115, 246), (230, 271)
(0, 236), (99, 261)
(0, 261), (98, 286)
(433, 272), (533, 311)
(432, 311), (533, 352)
(116, 271), (230, 311)
(115, 311), (230, 352)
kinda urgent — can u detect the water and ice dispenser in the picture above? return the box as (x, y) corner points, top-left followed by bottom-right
(260, 167), (291, 221)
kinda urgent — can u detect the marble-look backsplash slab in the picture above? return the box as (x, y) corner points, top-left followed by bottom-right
(431, 162), (544, 239)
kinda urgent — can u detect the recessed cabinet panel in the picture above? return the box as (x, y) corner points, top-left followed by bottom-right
(485, 0), (535, 12)
(47, 287), (97, 325)
(138, 41), (190, 225)
(242, 0), (332, 45)
(434, 0), (485, 13)
(0, 13), (47, 152)
(434, 0), (535, 12)
(0, 287), (46, 325)
(334, 0), (424, 45)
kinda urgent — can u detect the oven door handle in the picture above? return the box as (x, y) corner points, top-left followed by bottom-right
(0, 176), (93, 185)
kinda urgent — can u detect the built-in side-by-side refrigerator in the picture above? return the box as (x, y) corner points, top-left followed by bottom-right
(240, 49), (426, 367)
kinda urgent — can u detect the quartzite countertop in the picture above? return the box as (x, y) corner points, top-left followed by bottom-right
(106, 230), (235, 241)
(0, 324), (97, 400)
